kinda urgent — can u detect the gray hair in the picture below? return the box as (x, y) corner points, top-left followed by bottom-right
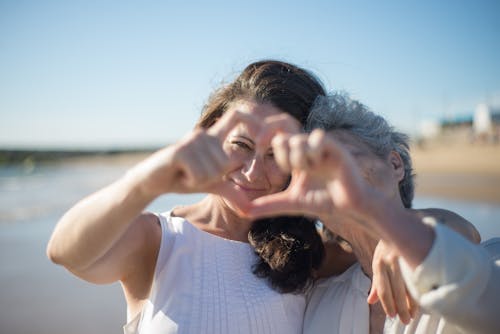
(305, 92), (414, 208)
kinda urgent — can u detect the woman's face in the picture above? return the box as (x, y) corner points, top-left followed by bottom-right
(219, 100), (291, 209)
(331, 130), (403, 200)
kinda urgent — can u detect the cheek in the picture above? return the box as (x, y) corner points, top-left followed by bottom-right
(359, 160), (394, 192)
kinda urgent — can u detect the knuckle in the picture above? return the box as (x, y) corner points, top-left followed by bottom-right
(289, 135), (305, 147)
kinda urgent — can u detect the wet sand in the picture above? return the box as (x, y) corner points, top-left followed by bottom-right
(0, 217), (124, 334)
(412, 143), (500, 204)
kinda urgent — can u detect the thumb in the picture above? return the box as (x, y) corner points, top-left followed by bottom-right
(248, 192), (303, 218)
(367, 287), (379, 304)
(207, 183), (253, 217)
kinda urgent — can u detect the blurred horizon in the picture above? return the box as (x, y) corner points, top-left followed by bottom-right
(1, 0), (500, 149)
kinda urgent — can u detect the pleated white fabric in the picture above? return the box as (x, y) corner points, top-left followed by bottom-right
(123, 211), (305, 334)
(303, 263), (371, 334)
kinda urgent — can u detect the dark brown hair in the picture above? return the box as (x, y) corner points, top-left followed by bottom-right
(249, 216), (325, 294)
(197, 60), (326, 128)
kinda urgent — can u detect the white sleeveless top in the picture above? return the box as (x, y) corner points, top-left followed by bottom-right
(123, 211), (305, 334)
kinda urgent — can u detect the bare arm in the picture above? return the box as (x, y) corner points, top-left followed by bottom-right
(47, 109), (259, 284)
(46, 172), (160, 283)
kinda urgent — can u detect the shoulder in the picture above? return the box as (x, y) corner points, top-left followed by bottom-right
(416, 208), (481, 243)
(122, 212), (162, 255)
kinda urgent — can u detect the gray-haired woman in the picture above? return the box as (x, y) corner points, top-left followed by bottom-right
(249, 93), (497, 333)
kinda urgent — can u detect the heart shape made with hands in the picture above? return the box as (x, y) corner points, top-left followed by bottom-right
(201, 109), (369, 222)
(201, 109), (304, 214)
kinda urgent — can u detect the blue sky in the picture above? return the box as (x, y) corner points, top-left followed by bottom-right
(1, 0), (499, 148)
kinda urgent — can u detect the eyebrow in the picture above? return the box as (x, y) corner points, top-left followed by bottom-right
(230, 134), (255, 144)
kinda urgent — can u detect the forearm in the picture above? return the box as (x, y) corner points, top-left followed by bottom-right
(47, 169), (156, 271)
(360, 196), (435, 270)
(318, 196), (434, 271)
(323, 219), (378, 278)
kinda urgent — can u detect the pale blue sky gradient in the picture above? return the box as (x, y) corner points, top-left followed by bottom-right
(1, 0), (499, 148)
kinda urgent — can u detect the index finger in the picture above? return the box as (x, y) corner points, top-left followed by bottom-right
(206, 109), (261, 140)
(255, 113), (302, 149)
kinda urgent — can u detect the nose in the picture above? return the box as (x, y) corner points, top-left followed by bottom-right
(242, 155), (266, 183)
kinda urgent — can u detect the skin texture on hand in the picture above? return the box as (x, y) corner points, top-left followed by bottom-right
(368, 240), (418, 324)
(249, 129), (373, 221)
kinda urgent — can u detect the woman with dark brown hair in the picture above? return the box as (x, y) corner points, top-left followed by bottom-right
(46, 60), (327, 334)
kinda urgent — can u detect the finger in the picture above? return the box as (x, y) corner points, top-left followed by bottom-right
(256, 113), (302, 149)
(179, 138), (231, 188)
(204, 139), (232, 174)
(307, 129), (328, 167)
(271, 133), (292, 173)
(367, 287), (379, 304)
(375, 265), (397, 318)
(206, 182), (252, 217)
(206, 109), (259, 140)
(368, 247), (381, 305)
(288, 135), (310, 170)
(406, 288), (419, 319)
(389, 262), (412, 324)
(248, 192), (304, 218)
(214, 183), (253, 216)
(179, 154), (218, 188)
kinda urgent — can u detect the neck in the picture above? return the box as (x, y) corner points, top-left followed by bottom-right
(172, 195), (253, 242)
(316, 239), (357, 278)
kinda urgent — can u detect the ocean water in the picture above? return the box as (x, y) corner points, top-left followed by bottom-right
(0, 162), (204, 225)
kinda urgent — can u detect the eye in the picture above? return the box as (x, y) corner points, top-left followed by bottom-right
(266, 149), (274, 159)
(232, 140), (252, 151)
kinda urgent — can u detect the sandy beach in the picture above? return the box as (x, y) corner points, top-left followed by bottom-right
(411, 142), (500, 204)
(1, 144), (499, 334)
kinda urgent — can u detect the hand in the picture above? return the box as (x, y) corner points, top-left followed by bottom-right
(249, 129), (373, 223)
(128, 109), (262, 200)
(368, 239), (418, 324)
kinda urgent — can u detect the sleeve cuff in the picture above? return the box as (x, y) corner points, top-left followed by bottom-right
(399, 217), (491, 311)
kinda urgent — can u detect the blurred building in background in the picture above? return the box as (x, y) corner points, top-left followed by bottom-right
(418, 103), (500, 145)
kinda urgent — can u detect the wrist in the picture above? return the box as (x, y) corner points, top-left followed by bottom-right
(117, 175), (153, 210)
(367, 204), (436, 269)
(124, 146), (177, 199)
(122, 161), (164, 203)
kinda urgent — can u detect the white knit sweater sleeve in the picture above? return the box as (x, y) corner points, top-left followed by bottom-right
(399, 220), (500, 333)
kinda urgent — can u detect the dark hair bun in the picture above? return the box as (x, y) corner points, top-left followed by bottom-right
(248, 216), (325, 294)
